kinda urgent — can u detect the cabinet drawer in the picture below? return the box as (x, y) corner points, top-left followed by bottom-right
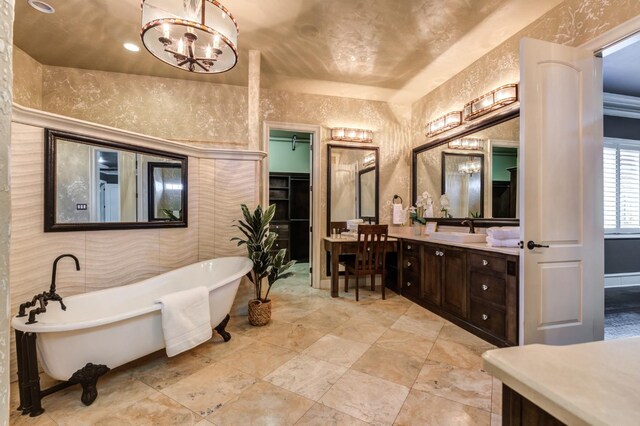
(469, 272), (506, 306)
(468, 253), (506, 274)
(272, 240), (289, 251)
(403, 254), (421, 276)
(469, 300), (506, 338)
(403, 241), (420, 254)
(402, 277), (421, 299)
(270, 224), (289, 238)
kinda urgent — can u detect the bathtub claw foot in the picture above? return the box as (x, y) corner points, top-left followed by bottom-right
(215, 314), (232, 342)
(69, 363), (110, 406)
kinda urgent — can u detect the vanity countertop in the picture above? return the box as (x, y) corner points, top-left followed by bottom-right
(482, 337), (640, 426)
(388, 228), (520, 256)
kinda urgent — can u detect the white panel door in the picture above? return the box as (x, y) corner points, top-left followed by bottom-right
(520, 37), (604, 345)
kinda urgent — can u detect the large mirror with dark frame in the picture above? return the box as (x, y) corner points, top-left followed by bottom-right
(327, 145), (379, 234)
(413, 111), (519, 223)
(45, 129), (188, 232)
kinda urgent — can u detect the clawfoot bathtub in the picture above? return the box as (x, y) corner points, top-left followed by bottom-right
(12, 256), (253, 417)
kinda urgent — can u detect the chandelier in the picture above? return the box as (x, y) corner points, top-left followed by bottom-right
(458, 160), (482, 174)
(141, 0), (239, 74)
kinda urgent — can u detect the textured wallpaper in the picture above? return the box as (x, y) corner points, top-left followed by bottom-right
(42, 66), (250, 148)
(261, 88), (413, 227)
(1, 2), (14, 424)
(411, 0), (640, 147)
(12, 46), (40, 110)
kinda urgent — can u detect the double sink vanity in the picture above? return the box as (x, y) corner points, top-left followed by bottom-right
(391, 226), (519, 347)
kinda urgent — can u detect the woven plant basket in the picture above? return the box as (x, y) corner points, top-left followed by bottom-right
(248, 299), (271, 326)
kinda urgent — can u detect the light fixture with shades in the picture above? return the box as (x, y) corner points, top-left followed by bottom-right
(425, 111), (462, 137)
(140, 0), (239, 74)
(362, 153), (376, 168)
(449, 138), (485, 150)
(331, 128), (373, 143)
(458, 160), (482, 174)
(463, 84), (518, 121)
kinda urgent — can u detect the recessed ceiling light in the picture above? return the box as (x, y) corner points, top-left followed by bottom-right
(27, 0), (55, 14)
(123, 43), (140, 52)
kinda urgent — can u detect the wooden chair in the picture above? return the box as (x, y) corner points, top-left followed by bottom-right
(341, 224), (388, 301)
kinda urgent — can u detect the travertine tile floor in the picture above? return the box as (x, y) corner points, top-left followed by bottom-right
(10, 263), (502, 425)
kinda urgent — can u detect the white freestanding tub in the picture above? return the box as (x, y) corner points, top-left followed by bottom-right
(12, 257), (253, 381)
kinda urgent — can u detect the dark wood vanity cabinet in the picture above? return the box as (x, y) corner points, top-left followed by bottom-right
(399, 238), (519, 347)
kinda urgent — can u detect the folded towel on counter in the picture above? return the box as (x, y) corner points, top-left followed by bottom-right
(392, 204), (406, 225)
(487, 237), (520, 248)
(157, 286), (212, 357)
(486, 227), (520, 240)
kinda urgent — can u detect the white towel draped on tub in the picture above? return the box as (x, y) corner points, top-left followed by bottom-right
(156, 286), (212, 357)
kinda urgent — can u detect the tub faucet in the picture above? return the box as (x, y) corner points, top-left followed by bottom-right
(17, 254), (80, 320)
(51, 254), (80, 294)
(461, 219), (475, 234)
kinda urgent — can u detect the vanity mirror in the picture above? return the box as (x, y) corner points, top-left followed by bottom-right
(327, 145), (379, 233)
(45, 129), (188, 232)
(413, 111), (519, 222)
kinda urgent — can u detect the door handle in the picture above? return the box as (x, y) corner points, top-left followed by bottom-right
(407, 261), (412, 267)
(527, 241), (549, 250)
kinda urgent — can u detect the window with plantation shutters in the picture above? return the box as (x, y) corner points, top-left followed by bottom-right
(604, 138), (640, 233)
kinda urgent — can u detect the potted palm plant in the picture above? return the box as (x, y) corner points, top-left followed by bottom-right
(232, 204), (295, 326)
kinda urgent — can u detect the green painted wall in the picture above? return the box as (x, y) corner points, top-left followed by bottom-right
(269, 137), (310, 173)
(492, 149), (517, 181)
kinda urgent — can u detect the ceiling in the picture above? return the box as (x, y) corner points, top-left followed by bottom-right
(604, 37), (640, 97)
(14, 0), (563, 103)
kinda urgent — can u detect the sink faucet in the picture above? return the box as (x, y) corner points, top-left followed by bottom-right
(461, 219), (475, 234)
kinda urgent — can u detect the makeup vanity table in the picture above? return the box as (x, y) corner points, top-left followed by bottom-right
(322, 235), (398, 297)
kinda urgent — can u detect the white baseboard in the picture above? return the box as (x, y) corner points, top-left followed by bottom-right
(605, 273), (640, 288)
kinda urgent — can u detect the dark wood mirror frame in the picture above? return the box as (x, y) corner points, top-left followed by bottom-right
(326, 144), (380, 236)
(358, 166), (376, 222)
(326, 144), (380, 277)
(44, 129), (188, 232)
(412, 107), (519, 227)
(147, 162), (185, 222)
(441, 152), (485, 218)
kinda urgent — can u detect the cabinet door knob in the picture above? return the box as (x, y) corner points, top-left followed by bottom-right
(407, 245), (412, 250)
(482, 314), (489, 321)
(406, 282), (412, 287)
(482, 259), (489, 266)
(407, 261), (412, 267)
(482, 284), (488, 291)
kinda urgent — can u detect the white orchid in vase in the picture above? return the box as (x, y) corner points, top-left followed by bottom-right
(440, 193), (452, 218)
(409, 191), (433, 225)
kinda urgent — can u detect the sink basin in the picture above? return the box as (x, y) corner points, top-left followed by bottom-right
(428, 232), (487, 243)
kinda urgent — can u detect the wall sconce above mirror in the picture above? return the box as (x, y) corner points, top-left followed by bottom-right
(449, 137), (485, 150)
(45, 129), (188, 232)
(331, 128), (373, 143)
(425, 111), (462, 137)
(463, 84), (518, 121)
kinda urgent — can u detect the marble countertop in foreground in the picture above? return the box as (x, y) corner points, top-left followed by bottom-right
(482, 337), (640, 426)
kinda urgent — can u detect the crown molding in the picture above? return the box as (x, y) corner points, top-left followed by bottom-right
(11, 103), (267, 161)
(604, 92), (640, 119)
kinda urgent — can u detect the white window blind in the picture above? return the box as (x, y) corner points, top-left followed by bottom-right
(604, 139), (640, 233)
